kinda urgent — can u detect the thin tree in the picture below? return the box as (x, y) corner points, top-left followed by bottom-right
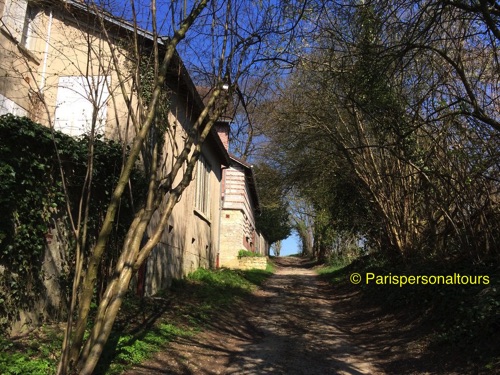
(52, 1), (305, 373)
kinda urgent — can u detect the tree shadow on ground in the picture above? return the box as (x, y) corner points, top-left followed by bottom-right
(125, 258), (381, 374)
(95, 294), (178, 374)
(96, 268), (275, 374)
(318, 262), (500, 375)
(272, 256), (320, 269)
(121, 257), (499, 375)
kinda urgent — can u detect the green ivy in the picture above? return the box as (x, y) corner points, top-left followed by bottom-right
(0, 114), (146, 333)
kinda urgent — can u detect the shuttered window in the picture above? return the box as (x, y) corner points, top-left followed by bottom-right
(54, 76), (109, 137)
(20, 4), (38, 49)
(1, 1), (40, 49)
(1, 0), (28, 41)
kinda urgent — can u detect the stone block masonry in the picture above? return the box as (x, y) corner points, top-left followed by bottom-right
(238, 256), (268, 270)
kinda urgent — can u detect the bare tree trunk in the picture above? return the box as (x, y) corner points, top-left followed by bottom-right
(273, 240), (282, 256)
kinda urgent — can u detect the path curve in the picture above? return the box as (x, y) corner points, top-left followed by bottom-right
(125, 257), (383, 374)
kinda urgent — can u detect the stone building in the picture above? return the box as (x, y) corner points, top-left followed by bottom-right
(0, 0), (230, 332)
(216, 122), (269, 268)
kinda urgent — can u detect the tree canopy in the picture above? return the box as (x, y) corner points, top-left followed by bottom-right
(254, 0), (500, 261)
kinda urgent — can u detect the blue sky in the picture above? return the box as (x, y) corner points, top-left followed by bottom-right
(272, 231), (300, 257)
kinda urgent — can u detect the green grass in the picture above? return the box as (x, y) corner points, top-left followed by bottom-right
(1, 265), (274, 375)
(316, 256), (351, 282)
(0, 351), (53, 375)
(237, 249), (263, 258)
(174, 265), (274, 310)
(102, 265), (274, 373)
(241, 265), (275, 286)
(0, 325), (60, 375)
(96, 323), (193, 374)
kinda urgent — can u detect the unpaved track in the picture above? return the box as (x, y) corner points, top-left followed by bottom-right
(125, 257), (382, 374)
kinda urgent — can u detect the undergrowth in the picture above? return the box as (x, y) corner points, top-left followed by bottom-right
(1, 265), (274, 375)
(316, 256), (351, 281)
(237, 249), (263, 258)
(0, 324), (61, 375)
(317, 254), (500, 373)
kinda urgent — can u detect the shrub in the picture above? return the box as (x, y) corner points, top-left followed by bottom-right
(237, 249), (262, 258)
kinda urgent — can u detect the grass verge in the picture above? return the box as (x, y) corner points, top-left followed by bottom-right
(1, 265), (274, 375)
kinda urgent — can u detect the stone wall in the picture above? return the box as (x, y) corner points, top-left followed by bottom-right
(219, 209), (245, 268)
(238, 256), (268, 270)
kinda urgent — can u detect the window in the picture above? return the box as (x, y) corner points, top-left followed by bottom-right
(1, 0), (28, 41)
(54, 76), (110, 137)
(195, 155), (211, 218)
(20, 4), (38, 49)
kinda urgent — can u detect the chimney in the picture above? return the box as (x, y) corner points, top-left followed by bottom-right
(216, 121), (230, 151)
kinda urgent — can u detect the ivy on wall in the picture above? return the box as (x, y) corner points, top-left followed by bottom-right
(0, 114), (145, 333)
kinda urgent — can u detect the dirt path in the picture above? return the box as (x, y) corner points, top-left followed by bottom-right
(124, 257), (383, 374)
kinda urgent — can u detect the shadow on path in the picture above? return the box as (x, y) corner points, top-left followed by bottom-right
(125, 256), (382, 375)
